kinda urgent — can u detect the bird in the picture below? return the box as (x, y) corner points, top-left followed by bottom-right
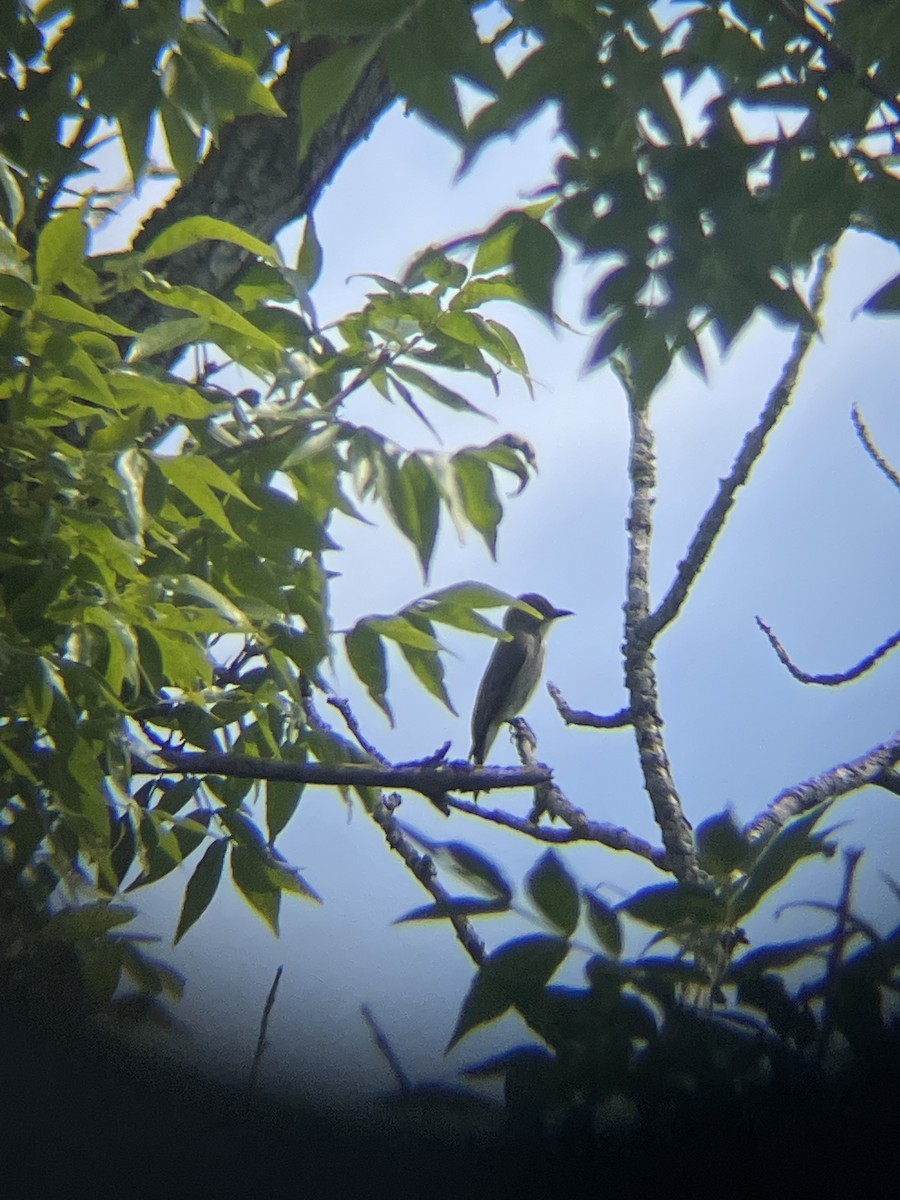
(470, 593), (573, 767)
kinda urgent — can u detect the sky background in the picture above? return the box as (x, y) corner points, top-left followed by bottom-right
(90, 63), (900, 1111)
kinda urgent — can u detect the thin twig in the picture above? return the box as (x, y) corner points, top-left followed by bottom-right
(504, 717), (669, 868)
(547, 682), (633, 729)
(361, 1005), (412, 1094)
(756, 615), (900, 685)
(371, 795), (486, 967)
(646, 250), (833, 641)
(446, 795), (668, 869)
(327, 695), (390, 763)
(247, 965), (283, 1099)
(746, 727), (900, 842)
(851, 403), (900, 491)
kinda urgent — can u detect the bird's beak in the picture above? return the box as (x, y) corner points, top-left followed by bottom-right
(552, 608), (574, 620)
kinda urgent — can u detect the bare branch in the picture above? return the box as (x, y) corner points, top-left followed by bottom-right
(874, 768), (900, 797)
(134, 748), (553, 801)
(446, 795), (668, 869)
(247, 965), (283, 1100)
(623, 405), (701, 882)
(756, 615), (900, 685)
(547, 682), (633, 730)
(646, 250), (833, 641)
(371, 794), (486, 967)
(746, 728), (900, 842)
(327, 695), (390, 764)
(852, 404), (900, 491)
(471, 718), (669, 870)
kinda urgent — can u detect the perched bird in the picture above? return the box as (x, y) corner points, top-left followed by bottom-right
(470, 593), (573, 766)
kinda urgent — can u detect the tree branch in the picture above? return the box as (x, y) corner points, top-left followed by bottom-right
(546, 682), (633, 730)
(445, 795), (668, 869)
(371, 794), (486, 968)
(646, 250), (833, 641)
(247, 965), (283, 1100)
(745, 727), (900, 842)
(755, 615), (900, 685)
(133, 748), (552, 800)
(852, 403), (900, 491)
(623, 404), (701, 882)
(105, 37), (394, 333)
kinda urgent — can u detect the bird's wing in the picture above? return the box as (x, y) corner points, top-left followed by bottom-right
(469, 634), (529, 764)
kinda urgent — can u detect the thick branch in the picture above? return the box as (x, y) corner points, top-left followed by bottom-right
(134, 748), (551, 800)
(105, 38), (394, 332)
(646, 251), (833, 641)
(624, 405), (701, 882)
(745, 727), (900, 842)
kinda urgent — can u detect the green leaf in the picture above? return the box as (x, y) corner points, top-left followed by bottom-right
(584, 890), (623, 957)
(472, 214), (520, 275)
(266, 777), (305, 844)
(421, 581), (518, 610)
(346, 622), (393, 723)
(391, 363), (489, 417)
(230, 844), (281, 935)
(45, 902), (137, 938)
(127, 316), (210, 360)
(35, 294), (135, 336)
(179, 33), (286, 122)
(0, 272), (35, 309)
(363, 614), (442, 651)
(296, 214), (323, 289)
(299, 39), (381, 160)
(511, 217), (561, 319)
(732, 804), (834, 920)
(453, 452), (502, 558)
(447, 934), (569, 1051)
(139, 279), (283, 356)
(175, 838), (227, 943)
(156, 454), (251, 537)
(398, 641), (456, 713)
(860, 271), (900, 315)
(35, 206), (87, 289)
(427, 840), (512, 901)
(0, 152), (24, 231)
(382, 19), (464, 140)
(525, 850), (580, 937)
(620, 882), (726, 929)
(142, 216), (279, 267)
(696, 807), (752, 877)
(160, 98), (201, 181)
(385, 454), (440, 577)
(395, 898), (508, 922)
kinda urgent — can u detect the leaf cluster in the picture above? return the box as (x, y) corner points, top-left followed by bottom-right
(411, 807), (900, 1135)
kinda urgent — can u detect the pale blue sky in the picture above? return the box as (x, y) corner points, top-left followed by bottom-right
(101, 86), (900, 1108)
